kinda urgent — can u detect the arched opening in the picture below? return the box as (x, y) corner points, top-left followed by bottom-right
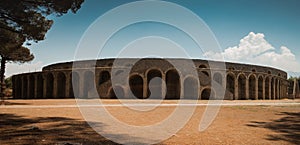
(184, 77), (199, 99)
(108, 86), (124, 99)
(249, 75), (256, 100)
(57, 72), (66, 98)
(147, 69), (162, 99)
(199, 64), (207, 69)
(69, 72), (79, 98)
(84, 71), (95, 99)
(201, 71), (209, 77)
(258, 76), (263, 100)
(129, 75), (144, 99)
(166, 70), (180, 99)
(238, 74), (246, 100)
(213, 72), (222, 85)
(15, 77), (22, 98)
(36, 74), (43, 98)
(23, 76), (28, 99)
(265, 77), (270, 99)
(226, 74), (235, 100)
(46, 73), (54, 98)
(28, 75), (35, 99)
(271, 78), (274, 99)
(99, 71), (110, 85)
(201, 88), (215, 100)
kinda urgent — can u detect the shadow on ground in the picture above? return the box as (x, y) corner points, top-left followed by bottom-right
(247, 112), (300, 145)
(0, 100), (30, 105)
(0, 113), (151, 145)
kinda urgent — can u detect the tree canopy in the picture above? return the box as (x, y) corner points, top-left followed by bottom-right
(0, 0), (84, 97)
(0, 0), (84, 43)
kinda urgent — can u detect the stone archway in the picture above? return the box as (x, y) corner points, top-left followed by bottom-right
(129, 75), (144, 99)
(238, 74), (246, 100)
(99, 71), (110, 85)
(249, 75), (256, 100)
(201, 88), (215, 100)
(183, 77), (199, 100)
(147, 69), (163, 99)
(57, 72), (66, 98)
(166, 69), (180, 99)
(46, 73), (54, 98)
(258, 76), (263, 100)
(226, 74), (235, 100)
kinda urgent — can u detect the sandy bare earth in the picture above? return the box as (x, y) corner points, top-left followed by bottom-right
(0, 99), (299, 145)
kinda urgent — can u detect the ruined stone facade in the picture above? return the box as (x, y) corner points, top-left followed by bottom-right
(12, 58), (289, 100)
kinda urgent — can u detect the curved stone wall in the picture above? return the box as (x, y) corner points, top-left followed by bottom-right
(12, 58), (289, 100)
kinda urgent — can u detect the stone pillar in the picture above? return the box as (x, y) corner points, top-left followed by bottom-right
(52, 73), (58, 98)
(292, 79), (297, 99)
(143, 77), (147, 99)
(78, 71), (84, 98)
(20, 76), (24, 99)
(245, 78), (249, 100)
(161, 73), (166, 99)
(27, 75), (30, 99)
(277, 80), (280, 99)
(255, 77), (258, 100)
(234, 77), (238, 100)
(43, 74), (47, 98)
(33, 75), (38, 99)
(268, 78), (271, 100)
(262, 78), (265, 100)
(95, 71), (100, 98)
(273, 78), (276, 100)
(65, 72), (71, 98)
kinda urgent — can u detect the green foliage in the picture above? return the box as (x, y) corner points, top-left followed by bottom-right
(0, 29), (34, 63)
(0, 0), (84, 43)
(4, 77), (12, 89)
(288, 76), (300, 81)
(0, 0), (84, 95)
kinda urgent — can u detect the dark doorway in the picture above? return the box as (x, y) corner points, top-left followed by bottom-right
(57, 72), (66, 98)
(166, 70), (180, 99)
(238, 75), (246, 100)
(129, 75), (144, 99)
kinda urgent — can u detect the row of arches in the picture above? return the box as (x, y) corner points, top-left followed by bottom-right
(14, 72), (78, 99)
(226, 74), (285, 100)
(13, 69), (288, 100)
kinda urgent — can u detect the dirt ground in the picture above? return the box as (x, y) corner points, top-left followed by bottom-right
(0, 99), (299, 145)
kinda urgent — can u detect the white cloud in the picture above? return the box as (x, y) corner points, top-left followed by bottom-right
(205, 32), (300, 72)
(5, 61), (43, 78)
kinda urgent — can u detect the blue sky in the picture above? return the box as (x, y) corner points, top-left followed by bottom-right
(6, 0), (300, 77)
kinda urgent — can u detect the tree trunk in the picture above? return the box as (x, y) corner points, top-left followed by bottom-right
(0, 57), (7, 96)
